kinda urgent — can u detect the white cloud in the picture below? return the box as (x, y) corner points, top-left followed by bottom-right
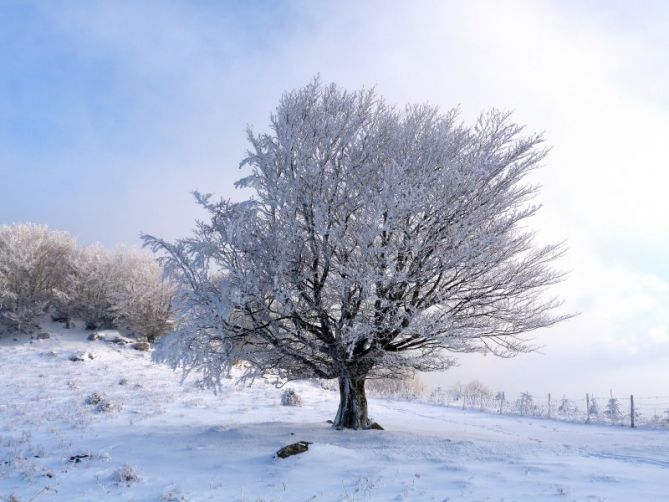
(649, 326), (669, 344)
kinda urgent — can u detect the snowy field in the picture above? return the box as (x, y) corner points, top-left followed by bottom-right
(1, 324), (668, 501)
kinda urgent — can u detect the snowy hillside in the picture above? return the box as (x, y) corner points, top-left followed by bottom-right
(1, 323), (668, 501)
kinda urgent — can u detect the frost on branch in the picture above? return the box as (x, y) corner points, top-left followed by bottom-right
(144, 78), (571, 429)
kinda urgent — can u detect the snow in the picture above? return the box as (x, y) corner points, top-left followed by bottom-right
(2, 322), (668, 501)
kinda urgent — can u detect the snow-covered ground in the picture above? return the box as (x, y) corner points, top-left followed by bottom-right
(1, 323), (668, 501)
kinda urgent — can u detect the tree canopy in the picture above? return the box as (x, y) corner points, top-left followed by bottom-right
(145, 79), (570, 429)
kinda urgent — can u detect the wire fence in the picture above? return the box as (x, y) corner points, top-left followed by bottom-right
(422, 387), (669, 429)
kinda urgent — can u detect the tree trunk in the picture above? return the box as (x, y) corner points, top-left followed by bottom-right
(333, 375), (369, 429)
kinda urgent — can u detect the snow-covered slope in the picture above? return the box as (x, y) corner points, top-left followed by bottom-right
(1, 323), (668, 501)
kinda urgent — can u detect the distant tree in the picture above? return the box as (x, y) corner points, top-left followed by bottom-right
(448, 381), (466, 402)
(557, 396), (578, 418)
(588, 396), (600, 419)
(604, 395), (622, 422)
(429, 386), (448, 405)
(145, 79), (571, 429)
(464, 380), (493, 407)
(366, 375), (426, 401)
(517, 392), (535, 415)
(0, 224), (76, 332)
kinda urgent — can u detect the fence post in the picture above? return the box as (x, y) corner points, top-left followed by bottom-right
(586, 393), (591, 424)
(499, 392), (505, 414)
(630, 394), (635, 428)
(462, 394), (465, 410)
(547, 393), (551, 419)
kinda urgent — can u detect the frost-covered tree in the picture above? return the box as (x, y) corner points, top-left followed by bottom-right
(464, 380), (494, 408)
(69, 245), (123, 330)
(517, 392), (535, 415)
(111, 249), (175, 342)
(447, 381), (466, 402)
(69, 245), (175, 339)
(145, 79), (570, 429)
(588, 397), (600, 419)
(557, 396), (578, 418)
(604, 396), (622, 422)
(0, 224), (76, 332)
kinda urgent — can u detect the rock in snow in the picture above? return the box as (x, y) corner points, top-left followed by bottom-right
(275, 441), (312, 459)
(131, 341), (151, 351)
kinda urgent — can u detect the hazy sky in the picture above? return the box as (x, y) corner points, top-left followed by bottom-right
(2, 0), (668, 399)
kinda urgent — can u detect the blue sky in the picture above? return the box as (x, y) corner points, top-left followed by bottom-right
(1, 0), (668, 397)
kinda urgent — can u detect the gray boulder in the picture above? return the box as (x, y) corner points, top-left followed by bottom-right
(132, 342), (151, 351)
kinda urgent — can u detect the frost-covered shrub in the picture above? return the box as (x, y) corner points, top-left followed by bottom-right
(85, 392), (105, 406)
(366, 376), (426, 401)
(111, 249), (175, 342)
(281, 388), (303, 406)
(447, 381), (466, 402)
(516, 392), (537, 415)
(0, 224), (76, 332)
(69, 246), (174, 335)
(67, 246), (175, 340)
(113, 464), (141, 485)
(444, 380), (493, 407)
(96, 400), (117, 413)
(0, 225), (173, 339)
(160, 488), (185, 501)
(557, 397), (579, 418)
(588, 397), (600, 419)
(428, 386), (448, 405)
(604, 397), (622, 421)
(463, 380), (494, 407)
(68, 245), (123, 330)
(84, 392), (117, 412)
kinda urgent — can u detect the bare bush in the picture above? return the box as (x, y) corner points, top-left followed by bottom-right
(0, 224), (76, 332)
